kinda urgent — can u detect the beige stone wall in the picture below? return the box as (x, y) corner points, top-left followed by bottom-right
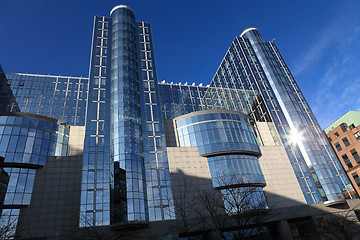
(67, 126), (85, 156)
(167, 147), (218, 219)
(256, 122), (307, 208)
(167, 146), (212, 183)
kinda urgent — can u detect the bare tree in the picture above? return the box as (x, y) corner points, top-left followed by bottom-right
(170, 176), (271, 239)
(317, 206), (360, 240)
(0, 215), (16, 240)
(224, 186), (269, 238)
(68, 213), (145, 240)
(196, 185), (270, 240)
(169, 177), (210, 239)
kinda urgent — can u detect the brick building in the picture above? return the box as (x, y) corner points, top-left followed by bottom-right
(325, 111), (360, 197)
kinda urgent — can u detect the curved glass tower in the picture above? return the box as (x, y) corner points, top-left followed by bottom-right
(175, 109), (267, 205)
(110, 5), (147, 223)
(0, 112), (69, 228)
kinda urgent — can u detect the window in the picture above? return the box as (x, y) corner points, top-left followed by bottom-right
(349, 124), (355, 130)
(351, 149), (360, 162)
(355, 132), (360, 140)
(335, 142), (342, 152)
(340, 123), (348, 132)
(327, 137), (332, 142)
(342, 154), (353, 168)
(334, 132), (339, 137)
(342, 137), (350, 147)
(352, 172), (360, 187)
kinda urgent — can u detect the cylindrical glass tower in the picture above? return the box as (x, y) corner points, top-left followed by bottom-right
(175, 109), (267, 208)
(110, 5), (147, 223)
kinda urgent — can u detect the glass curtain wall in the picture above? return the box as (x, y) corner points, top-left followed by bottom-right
(81, 15), (112, 226)
(110, 6), (147, 223)
(5, 73), (88, 126)
(209, 34), (322, 203)
(0, 113), (69, 231)
(175, 110), (267, 206)
(241, 28), (350, 202)
(137, 22), (174, 221)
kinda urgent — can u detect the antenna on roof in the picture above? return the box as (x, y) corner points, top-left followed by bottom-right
(271, 38), (276, 42)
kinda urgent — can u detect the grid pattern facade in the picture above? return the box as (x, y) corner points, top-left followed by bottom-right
(138, 22), (174, 221)
(158, 83), (207, 120)
(81, 15), (112, 226)
(0, 115), (69, 165)
(209, 33), (322, 203)
(240, 29), (350, 202)
(176, 111), (260, 156)
(0, 66), (19, 113)
(5, 73), (88, 126)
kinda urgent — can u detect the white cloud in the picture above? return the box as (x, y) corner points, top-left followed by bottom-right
(292, 28), (337, 76)
(311, 51), (360, 128)
(291, 1), (360, 128)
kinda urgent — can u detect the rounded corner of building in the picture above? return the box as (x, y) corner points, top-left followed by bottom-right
(240, 27), (259, 37)
(110, 5), (134, 16)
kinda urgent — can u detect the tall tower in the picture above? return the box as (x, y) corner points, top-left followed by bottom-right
(110, 5), (147, 223)
(83, 5), (175, 225)
(210, 27), (351, 203)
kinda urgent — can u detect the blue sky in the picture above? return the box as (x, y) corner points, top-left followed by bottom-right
(0, 0), (359, 129)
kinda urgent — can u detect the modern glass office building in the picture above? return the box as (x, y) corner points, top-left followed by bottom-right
(0, 4), (356, 240)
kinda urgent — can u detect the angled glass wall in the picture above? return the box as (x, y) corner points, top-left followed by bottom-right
(5, 73), (88, 126)
(138, 22), (174, 221)
(0, 65), (19, 113)
(81, 15), (112, 226)
(158, 83), (207, 120)
(240, 28), (350, 202)
(209, 33), (323, 204)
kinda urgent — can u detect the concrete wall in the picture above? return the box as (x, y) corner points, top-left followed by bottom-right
(17, 126), (85, 239)
(256, 122), (307, 208)
(68, 126), (86, 156)
(167, 146), (213, 196)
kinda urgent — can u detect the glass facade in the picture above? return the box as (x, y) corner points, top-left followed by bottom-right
(138, 22), (174, 221)
(175, 109), (267, 209)
(158, 83), (207, 120)
(176, 110), (260, 156)
(0, 65), (19, 113)
(5, 73), (88, 126)
(206, 28), (348, 203)
(0, 114), (69, 165)
(175, 110), (265, 187)
(110, 6), (147, 223)
(0, 5), (354, 235)
(239, 28), (350, 202)
(81, 15), (112, 226)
